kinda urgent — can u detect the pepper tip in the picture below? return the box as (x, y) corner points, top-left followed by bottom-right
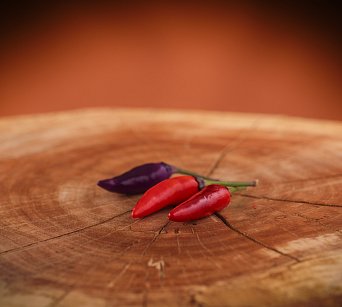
(97, 179), (106, 189)
(132, 207), (143, 219)
(168, 211), (178, 222)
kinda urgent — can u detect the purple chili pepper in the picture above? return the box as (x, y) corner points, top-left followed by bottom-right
(97, 162), (217, 195)
(97, 162), (176, 194)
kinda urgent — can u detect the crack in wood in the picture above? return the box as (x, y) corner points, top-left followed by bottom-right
(251, 198), (341, 235)
(190, 225), (222, 269)
(214, 212), (301, 263)
(142, 221), (170, 256)
(197, 122), (305, 265)
(139, 220), (170, 304)
(0, 210), (131, 256)
(202, 122), (303, 264)
(238, 193), (342, 208)
(48, 233), (142, 306)
(206, 145), (231, 177)
(206, 120), (259, 177)
(175, 228), (181, 255)
(107, 263), (131, 288)
(48, 287), (73, 307)
(11, 221), (138, 286)
(294, 212), (342, 234)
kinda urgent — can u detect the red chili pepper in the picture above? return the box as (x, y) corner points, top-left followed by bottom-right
(132, 176), (256, 219)
(168, 184), (230, 222)
(132, 176), (201, 218)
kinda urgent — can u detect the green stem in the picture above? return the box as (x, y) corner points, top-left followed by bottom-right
(175, 167), (257, 188)
(228, 186), (248, 193)
(204, 179), (257, 187)
(175, 168), (217, 180)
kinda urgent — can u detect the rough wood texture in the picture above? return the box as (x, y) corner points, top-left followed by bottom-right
(0, 108), (341, 307)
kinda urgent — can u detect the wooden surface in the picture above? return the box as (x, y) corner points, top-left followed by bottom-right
(0, 108), (341, 307)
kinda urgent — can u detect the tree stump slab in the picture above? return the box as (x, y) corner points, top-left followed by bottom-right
(0, 108), (341, 306)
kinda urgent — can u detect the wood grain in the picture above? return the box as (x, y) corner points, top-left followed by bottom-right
(0, 108), (341, 306)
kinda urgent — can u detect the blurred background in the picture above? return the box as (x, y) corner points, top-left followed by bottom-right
(1, 1), (341, 120)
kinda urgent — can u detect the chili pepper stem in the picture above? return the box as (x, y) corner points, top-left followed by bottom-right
(204, 179), (257, 187)
(175, 166), (258, 187)
(174, 167), (216, 180)
(228, 186), (248, 193)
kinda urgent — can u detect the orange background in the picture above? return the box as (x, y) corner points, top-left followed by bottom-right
(1, 2), (341, 120)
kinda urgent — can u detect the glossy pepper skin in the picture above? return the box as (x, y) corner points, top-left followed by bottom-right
(97, 162), (175, 195)
(168, 184), (230, 222)
(132, 176), (202, 218)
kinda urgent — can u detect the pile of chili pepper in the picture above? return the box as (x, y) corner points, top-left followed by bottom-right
(98, 162), (257, 222)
